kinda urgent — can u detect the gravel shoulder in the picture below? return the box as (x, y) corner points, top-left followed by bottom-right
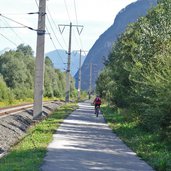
(0, 101), (64, 158)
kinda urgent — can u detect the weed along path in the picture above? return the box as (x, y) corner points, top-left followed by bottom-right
(41, 101), (154, 171)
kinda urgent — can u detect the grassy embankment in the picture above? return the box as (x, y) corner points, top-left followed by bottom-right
(102, 105), (171, 171)
(0, 103), (78, 171)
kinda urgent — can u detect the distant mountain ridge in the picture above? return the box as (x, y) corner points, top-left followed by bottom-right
(74, 0), (157, 91)
(46, 50), (86, 76)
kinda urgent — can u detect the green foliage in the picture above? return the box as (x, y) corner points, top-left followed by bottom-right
(102, 105), (171, 171)
(70, 77), (77, 99)
(0, 44), (77, 104)
(12, 86), (33, 100)
(0, 75), (13, 102)
(96, 0), (171, 140)
(96, 68), (113, 100)
(0, 51), (28, 88)
(44, 57), (66, 98)
(16, 44), (34, 56)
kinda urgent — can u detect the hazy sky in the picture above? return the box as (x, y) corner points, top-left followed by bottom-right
(0, 0), (136, 54)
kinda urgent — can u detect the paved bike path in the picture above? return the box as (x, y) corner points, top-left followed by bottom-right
(41, 101), (154, 171)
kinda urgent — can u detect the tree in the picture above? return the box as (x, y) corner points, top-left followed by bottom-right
(16, 44), (34, 56)
(96, 0), (171, 138)
(0, 75), (12, 101)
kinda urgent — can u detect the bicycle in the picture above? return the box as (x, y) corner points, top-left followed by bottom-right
(95, 105), (100, 117)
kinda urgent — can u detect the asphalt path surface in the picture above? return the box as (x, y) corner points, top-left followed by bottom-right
(41, 101), (154, 171)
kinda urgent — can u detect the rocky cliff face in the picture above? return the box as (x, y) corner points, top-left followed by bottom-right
(75, 0), (157, 91)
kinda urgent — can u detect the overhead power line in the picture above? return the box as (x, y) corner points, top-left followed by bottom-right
(73, 0), (84, 50)
(35, 0), (66, 68)
(73, 0), (78, 25)
(46, 6), (68, 49)
(63, 0), (71, 22)
(1, 18), (25, 43)
(45, 25), (66, 68)
(0, 33), (17, 46)
(0, 12), (39, 15)
(0, 13), (37, 31)
(34, 0), (39, 7)
(46, 13), (65, 50)
(46, 27), (65, 65)
(0, 26), (25, 28)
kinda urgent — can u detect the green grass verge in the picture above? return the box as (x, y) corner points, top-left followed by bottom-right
(101, 105), (171, 171)
(0, 97), (63, 108)
(0, 103), (78, 171)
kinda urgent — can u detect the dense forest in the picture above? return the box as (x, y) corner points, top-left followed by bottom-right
(96, 0), (171, 140)
(0, 44), (77, 105)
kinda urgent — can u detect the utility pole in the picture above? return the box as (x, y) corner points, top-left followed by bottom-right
(88, 62), (97, 99)
(33, 0), (46, 119)
(58, 23), (83, 103)
(89, 63), (92, 99)
(75, 49), (88, 101)
(65, 22), (72, 103)
(78, 49), (82, 101)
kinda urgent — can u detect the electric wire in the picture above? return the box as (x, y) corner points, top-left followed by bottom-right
(63, 0), (71, 22)
(34, 0), (38, 7)
(0, 14), (37, 31)
(47, 6), (68, 49)
(46, 8), (66, 50)
(0, 33), (18, 47)
(1, 18), (25, 43)
(0, 12), (39, 15)
(0, 26), (25, 28)
(34, 0), (66, 68)
(46, 10), (66, 66)
(73, 0), (84, 50)
(46, 25), (65, 65)
(73, 0), (78, 26)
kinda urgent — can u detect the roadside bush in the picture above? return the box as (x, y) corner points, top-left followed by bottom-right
(0, 75), (14, 104)
(96, 0), (171, 140)
(12, 86), (33, 100)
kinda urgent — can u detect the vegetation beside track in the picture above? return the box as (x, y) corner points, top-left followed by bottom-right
(102, 105), (171, 171)
(0, 103), (78, 171)
(0, 44), (78, 108)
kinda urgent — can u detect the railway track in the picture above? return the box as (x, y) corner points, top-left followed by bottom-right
(0, 101), (62, 117)
(0, 100), (64, 159)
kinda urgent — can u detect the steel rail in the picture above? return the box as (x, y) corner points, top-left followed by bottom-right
(0, 101), (61, 117)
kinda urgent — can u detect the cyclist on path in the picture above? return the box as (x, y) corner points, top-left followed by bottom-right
(93, 95), (101, 114)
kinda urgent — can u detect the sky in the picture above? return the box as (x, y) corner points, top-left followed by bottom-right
(0, 0), (136, 54)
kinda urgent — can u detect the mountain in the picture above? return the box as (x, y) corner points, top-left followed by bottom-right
(46, 50), (86, 76)
(74, 0), (157, 91)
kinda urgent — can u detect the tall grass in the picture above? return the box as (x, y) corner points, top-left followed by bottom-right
(102, 105), (171, 171)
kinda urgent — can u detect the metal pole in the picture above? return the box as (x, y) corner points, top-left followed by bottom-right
(65, 22), (72, 103)
(78, 49), (82, 101)
(33, 0), (46, 119)
(89, 62), (92, 99)
(58, 23), (83, 102)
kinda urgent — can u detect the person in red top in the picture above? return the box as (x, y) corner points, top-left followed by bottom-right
(93, 95), (102, 113)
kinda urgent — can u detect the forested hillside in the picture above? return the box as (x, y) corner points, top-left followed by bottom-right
(0, 44), (76, 106)
(97, 0), (171, 142)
